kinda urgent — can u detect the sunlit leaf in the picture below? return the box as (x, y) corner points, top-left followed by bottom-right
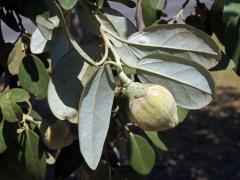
(36, 15), (59, 40)
(79, 66), (115, 170)
(177, 106), (189, 123)
(145, 131), (168, 151)
(0, 89), (30, 122)
(127, 24), (221, 69)
(136, 53), (215, 109)
(128, 133), (155, 175)
(19, 54), (49, 99)
(30, 28), (49, 54)
(223, 0), (240, 23)
(58, 0), (78, 10)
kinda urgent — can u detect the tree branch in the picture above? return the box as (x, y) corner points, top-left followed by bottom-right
(135, 0), (142, 31)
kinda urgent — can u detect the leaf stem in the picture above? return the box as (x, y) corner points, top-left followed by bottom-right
(100, 27), (123, 72)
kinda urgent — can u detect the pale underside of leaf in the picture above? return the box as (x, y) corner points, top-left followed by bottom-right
(126, 24), (221, 69)
(136, 53), (215, 109)
(30, 28), (48, 54)
(79, 66), (115, 170)
(48, 50), (85, 122)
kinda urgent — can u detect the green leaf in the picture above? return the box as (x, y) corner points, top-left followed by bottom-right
(223, 0), (240, 23)
(19, 54), (49, 99)
(127, 24), (221, 69)
(136, 53), (215, 109)
(224, 16), (240, 71)
(0, 89), (30, 122)
(142, 0), (157, 27)
(79, 66), (115, 170)
(128, 133), (155, 175)
(58, 0), (78, 10)
(0, 120), (7, 154)
(18, 129), (46, 180)
(97, 0), (104, 9)
(177, 106), (189, 123)
(145, 131), (168, 151)
(149, 0), (167, 10)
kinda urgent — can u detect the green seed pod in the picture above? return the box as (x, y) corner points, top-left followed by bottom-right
(119, 72), (179, 131)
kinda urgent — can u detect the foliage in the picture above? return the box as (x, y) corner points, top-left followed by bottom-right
(0, 0), (238, 179)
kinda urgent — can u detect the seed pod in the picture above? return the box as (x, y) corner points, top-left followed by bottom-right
(40, 120), (73, 150)
(119, 72), (179, 131)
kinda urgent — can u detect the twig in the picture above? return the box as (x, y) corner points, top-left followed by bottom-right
(135, 0), (142, 31)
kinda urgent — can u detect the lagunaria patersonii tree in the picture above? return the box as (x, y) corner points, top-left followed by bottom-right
(0, 0), (239, 179)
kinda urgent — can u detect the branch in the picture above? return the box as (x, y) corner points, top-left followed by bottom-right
(135, 0), (142, 31)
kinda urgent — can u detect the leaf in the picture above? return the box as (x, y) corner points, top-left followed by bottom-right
(113, 43), (139, 66)
(96, 8), (136, 47)
(223, 0), (240, 23)
(36, 15), (59, 40)
(224, 16), (240, 71)
(209, 0), (225, 38)
(136, 53), (215, 109)
(128, 133), (155, 175)
(0, 89), (30, 122)
(48, 50), (84, 122)
(19, 54), (49, 99)
(18, 129), (46, 180)
(96, 8), (137, 65)
(97, 0), (104, 9)
(142, 0), (157, 27)
(79, 66), (115, 170)
(0, 43), (14, 67)
(103, 8), (137, 39)
(76, 4), (99, 36)
(55, 3), (97, 66)
(145, 131), (168, 151)
(48, 41), (100, 123)
(0, 120), (7, 154)
(177, 106), (189, 123)
(50, 28), (72, 70)
(8, 42), (25, 75)
(149, 0), (167, 10)
(127, 24), (221, 69)
(58, 0), (78, 10)
(30, 27), (49, 54)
